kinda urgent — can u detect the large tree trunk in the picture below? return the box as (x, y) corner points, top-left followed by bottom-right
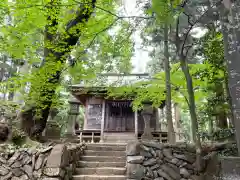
(218, 0), (240, 155)
(224, 71), (234, 127)
(0, 123), (10, 143)
(163, 23), (175, 144)
(20, 0), (96, 140)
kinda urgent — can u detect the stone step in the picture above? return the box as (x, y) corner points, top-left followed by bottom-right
(86, 145), (126, 151)
(104, 137), (136, 142)
(86, 143), (127, 145)
(72, 175), (127, 180)
(77, 161), (126, 168)
(103, 140), (134, 144)
(80, 156), (126, 162)
(75, 167), (126, 175)
(84, 150), (125, 156)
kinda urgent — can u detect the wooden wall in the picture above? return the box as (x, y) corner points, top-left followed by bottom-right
(104, 100), (134, 132)
(84, 97), (103, 130)
(83, 96), (158, 132)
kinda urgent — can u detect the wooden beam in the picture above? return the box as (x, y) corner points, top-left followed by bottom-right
(83, 98), (88, 130)
(134, 111), (138, 138)
(100, 100), (106, 143)
(155, 108), (161, 131)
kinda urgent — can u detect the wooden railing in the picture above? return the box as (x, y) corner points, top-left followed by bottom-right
(137, 131), (168, 143)
(76, 130), (101, 143)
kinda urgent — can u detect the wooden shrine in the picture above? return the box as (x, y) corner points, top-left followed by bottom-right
(69, 85), (168, 143)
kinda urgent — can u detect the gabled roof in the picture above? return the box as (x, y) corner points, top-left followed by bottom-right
(68, 73), (166, 108)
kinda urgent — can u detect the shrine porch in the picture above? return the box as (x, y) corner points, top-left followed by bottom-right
(75, 129), (168, 143)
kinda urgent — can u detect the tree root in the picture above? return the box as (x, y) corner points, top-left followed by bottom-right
(201, 141), (236, 154)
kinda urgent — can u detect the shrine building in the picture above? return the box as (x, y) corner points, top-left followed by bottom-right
(68, 85), (168, 143)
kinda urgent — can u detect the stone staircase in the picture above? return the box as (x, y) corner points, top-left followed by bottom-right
(73, 143), (127, 180)
(103, 132), (136, 143)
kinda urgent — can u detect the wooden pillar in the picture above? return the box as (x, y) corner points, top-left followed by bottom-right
(134, 111), (138, 139)
(83, 98), (88, 130)
(100, 100), (106, 143)
(155, 108), (161, 131)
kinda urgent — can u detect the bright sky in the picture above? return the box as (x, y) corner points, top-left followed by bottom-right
(123, 0), (208, 73)
(123, 0), (151, 73)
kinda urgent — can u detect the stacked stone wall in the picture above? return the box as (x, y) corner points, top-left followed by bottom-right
(0, 143), (85, 180)
(126, 141), (220, 180)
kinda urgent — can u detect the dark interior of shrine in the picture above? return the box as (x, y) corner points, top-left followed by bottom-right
(108, 101), (133, 118)
(105, 100), (135, 132)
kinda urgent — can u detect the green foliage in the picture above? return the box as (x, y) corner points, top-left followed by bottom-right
(108, 61), (224, 111)
(149, 0), (182, 24)
(196, 30), (230, 131)
(0, 101), (19, 120)
(0, 0), (133, 118)
(11, 126), (26, 146)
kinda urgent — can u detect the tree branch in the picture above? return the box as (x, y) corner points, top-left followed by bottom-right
(60, 17), (123, 73)
(180, 0), (223, 57)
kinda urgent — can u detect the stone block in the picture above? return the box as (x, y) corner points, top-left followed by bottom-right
(46, 144), (69, 168)
(203, 152), (220, 178)
(0, 166), (9, 176)
(127, 163), (144, 179)
(22, 164), (32, 178)
(220, 156), (240, 178)
(43, 167), (65, 178)
(143, 158), (157, 166)
(180, 168), (191, 178)
(35, 154), (46, 170)
(162, 148), (173, 159)
(142, 141), (164, 150)
(127, 156), (144, 164)
(161, 164), (181, 180)
(157, 169), (174, 180)
(45, 121), (61, 140)
(126, 141), (141, 156)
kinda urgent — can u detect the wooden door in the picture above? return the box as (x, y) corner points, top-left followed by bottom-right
(105, 103), (119, 131)
(104, 101), (134, 132)
(124, 108), (134, 131)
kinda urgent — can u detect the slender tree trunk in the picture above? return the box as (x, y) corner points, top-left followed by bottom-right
(215, 83), (228, 129)
(209, 116), (214, 142)
(163, 23), (175, 144)
(174, 103), (181, 141)
(175, 16), (202, 170)
(179, 57), (202, 171)
(179, 58), (200, 144)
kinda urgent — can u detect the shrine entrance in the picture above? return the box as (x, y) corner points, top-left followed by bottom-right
(104, 100), (135, 132)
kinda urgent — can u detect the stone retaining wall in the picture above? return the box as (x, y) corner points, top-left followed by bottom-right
(126, 140), (220, 180)
(0, 143), (85, 180)
(220, 156), (240, 180)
